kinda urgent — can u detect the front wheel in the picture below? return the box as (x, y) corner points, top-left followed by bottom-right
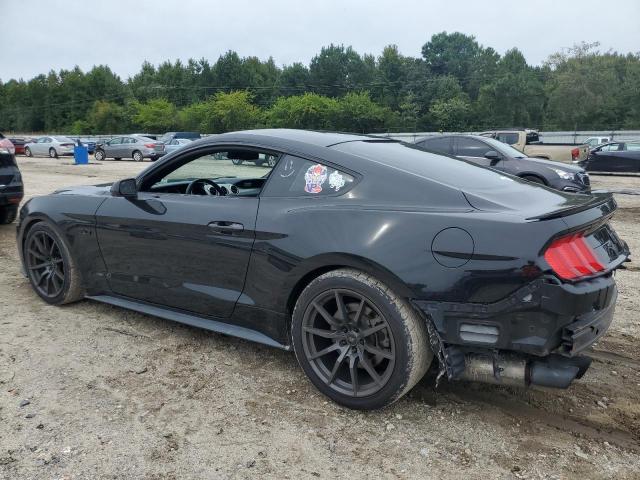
(94, 149), (105, 161)
(292, 269), (432, 410)
(132, 151), (143, 162)
(24, 147), (32, 157)
(23, 222), (84, 305)
(49, 148), (58, 158)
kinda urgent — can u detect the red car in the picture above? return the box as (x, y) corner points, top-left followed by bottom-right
(9, 137), (30, 155)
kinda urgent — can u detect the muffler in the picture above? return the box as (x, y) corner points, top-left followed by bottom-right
(458, 353), (592, 389)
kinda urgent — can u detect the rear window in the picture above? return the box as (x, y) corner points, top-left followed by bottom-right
(417, 136), (451, 154)
(496, 133), (520, 145)
(331, 141), (519, 190)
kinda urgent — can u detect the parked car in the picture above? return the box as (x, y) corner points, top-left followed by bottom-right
(158, 131), (201, 144)
(415, 134), (591, 192)
(585, 136), (611, 149)
(230, 151), (278, 167)
(578, 141), (640, 173)
(8, 137), (31, 155)
(17, 129), (629, 410)
(480, 129), (589, 164)
(163, 138), (193, 155)
(24, 136), (75, 158)
(0, 134), (24, 224)
(71, 138), (96, 154)
(94, 136), (165, 162)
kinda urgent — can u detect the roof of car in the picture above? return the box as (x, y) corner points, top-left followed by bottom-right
(225, 129), (378, 147)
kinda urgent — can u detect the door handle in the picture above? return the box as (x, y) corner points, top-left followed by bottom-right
(208, 221), (244, 233)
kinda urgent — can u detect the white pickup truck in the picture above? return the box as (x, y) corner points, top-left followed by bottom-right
(480, 129), (589, 164)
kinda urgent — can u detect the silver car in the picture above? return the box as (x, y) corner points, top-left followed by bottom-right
(163, 138), (193, 155)
(24, 136), (76, 158)
(94, 136), (165, 162)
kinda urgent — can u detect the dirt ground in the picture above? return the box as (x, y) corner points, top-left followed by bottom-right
(1, 156), (639, 480)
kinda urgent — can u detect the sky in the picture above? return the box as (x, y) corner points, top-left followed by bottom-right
(2, 0), (639, 82)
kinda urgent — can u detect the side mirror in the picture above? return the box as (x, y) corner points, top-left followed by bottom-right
(484, 150), (501, 162)
(111, 178), (138, 198)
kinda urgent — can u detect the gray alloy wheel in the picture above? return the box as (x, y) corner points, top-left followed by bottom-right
(94, 149), (105, 161)
(231, 159), (243, 165)
(24, 222), (83, 305)
(267, 156), (277, 167)
(132, 150), (143, 162)
(49, 148), (58, 158)
(24, 146), (32, 157)
(292, 269), (432, 410)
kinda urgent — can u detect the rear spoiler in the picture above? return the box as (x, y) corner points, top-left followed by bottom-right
(526, 194), (616, 221)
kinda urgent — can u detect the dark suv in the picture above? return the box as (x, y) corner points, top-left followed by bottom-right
(0, 134), (24, 224)
(415, 134), (590, 193)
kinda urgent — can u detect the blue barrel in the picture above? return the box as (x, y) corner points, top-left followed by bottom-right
(74, 145), (89, 164)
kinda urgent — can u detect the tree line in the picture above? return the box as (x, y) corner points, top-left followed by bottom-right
(1, 33), (639, 135)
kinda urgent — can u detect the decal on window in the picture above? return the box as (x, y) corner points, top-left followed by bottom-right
(304, 164), (328, 193)
(328, 170), (346, 191)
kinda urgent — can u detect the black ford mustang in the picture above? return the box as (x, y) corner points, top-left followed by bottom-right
(16, 129), (630, 410)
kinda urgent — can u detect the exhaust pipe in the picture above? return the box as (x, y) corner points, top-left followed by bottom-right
(458, 353), (592, 389)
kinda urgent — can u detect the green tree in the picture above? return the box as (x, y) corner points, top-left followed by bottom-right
(331, 92), (391, 133)
(87, 100), (127, 133)
(267, 93), (338, 129)
(132, 98), (178, 132)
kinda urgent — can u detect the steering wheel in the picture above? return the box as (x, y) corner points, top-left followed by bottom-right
(185, 178), (225, 196)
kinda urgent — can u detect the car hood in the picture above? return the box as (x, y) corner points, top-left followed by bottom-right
(520, 156), (583, 173)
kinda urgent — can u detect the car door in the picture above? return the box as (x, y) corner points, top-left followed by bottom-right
(105, 137), (123, 158)
(589, 143), (622, 172)
(35, 137), (50, 156)
(94, 146), (265, 318)
(122, 137), (137, 158)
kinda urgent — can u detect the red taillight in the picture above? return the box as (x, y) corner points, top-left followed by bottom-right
(571, 147), (580, 160)
(544, 232), (605, 280)
(144, 143), (156, 148)
(0, 138), (15, 154)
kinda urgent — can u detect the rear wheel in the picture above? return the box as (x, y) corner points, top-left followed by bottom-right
(292, 269), (432, 410)
(49, 148), (58, 159)
(231, 159), (243, 165)
(24, 222), (83, 305)
(94, 149), (105, 161)
(267, 156), (277, 167)
(132, 150), (143, 162)
(24, 147), (32, 157)
(0, 206), (18, 224)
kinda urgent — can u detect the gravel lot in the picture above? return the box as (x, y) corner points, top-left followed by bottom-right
(1, 156), (639, 479)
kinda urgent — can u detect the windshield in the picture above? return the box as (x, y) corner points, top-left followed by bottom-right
(481, 136), (527, 158)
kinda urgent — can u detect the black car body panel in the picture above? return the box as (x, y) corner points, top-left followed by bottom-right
(578, 141), (640, 173)
(0, 135), (24, 210)
(415, 134), (591, 192)
(16, 130), (630, 386)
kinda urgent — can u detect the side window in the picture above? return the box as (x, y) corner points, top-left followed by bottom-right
(263, 155), (354, 197)
(110, 138), (123, 145)
(496, 133), (520, 145)
(418, 137), (451, 154)
(142, 148), (279, 197)
(626, 143), (640, 151)
(455, 138), (492, 157)
(600, 143), (621, 152)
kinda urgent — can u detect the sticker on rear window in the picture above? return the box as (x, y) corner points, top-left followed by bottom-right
(304, 164), (327, 193)
(329, 170), (346, 191)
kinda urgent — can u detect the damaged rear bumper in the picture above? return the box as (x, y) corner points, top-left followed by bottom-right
(413, 273), (618, 388)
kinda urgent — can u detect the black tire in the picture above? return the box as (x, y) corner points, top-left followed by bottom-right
(132, 151), (143, 162)
(0, 206), (18, 225)
(49, 148), (58, 159)
(231, 159), (243, 165)
(521, 174), (546, 185)
(94, 149), (105, 161)
(292, 268), (432, 410)
(23, 222), (84, 305)
(24, 147), (32, 157)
